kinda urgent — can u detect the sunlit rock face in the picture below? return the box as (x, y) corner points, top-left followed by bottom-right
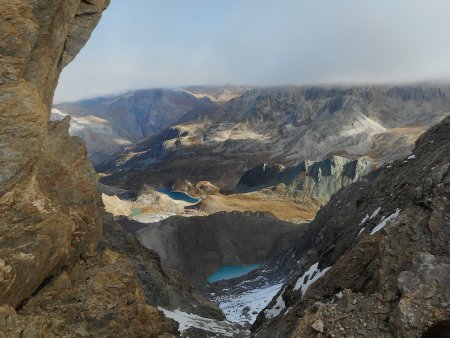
(0, 0), (109, 308)
(0, 1), (182, 337)
(0, 0), (110, 195)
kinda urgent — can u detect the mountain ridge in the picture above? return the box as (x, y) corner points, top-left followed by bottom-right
(97, 84), (450, 191)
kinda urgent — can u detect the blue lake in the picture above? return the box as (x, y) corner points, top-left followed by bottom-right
(131, 207), (141, 216)
(157, 187), (200, 204)
(207, 264), (261, 283)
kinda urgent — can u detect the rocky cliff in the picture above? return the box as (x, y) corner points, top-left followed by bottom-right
(0, 1), (223, 337)
(237, 156), (372, 204)
(252, 115), (450, 337)
(1, 0), (110, 309)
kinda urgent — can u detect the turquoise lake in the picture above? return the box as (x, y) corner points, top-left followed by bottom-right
(206, 264), (261, 283)
(157, 187), (200, 204)
(131, 207), (141, 217)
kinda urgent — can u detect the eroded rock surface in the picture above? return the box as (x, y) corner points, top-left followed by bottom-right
(0, 0), (109, 308)
(252, 115), (450, 337)
(0, 1), (192, 337)
(237, 155), (372, 204)
(4, 249), (178, 337)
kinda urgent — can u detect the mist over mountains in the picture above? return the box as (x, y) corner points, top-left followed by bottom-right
(3, 1), (450, 337)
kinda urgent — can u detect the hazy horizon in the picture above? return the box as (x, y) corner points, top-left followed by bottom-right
(55, 81), (450, 104)
(55, 0), (450, 103)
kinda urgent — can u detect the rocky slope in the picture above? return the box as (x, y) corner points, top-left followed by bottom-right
(251, 115), (450, 337)
(1, 2), (240, 337)
(98, 85), (450, 191)
(0, 0), (109, 310)
(131, 212), (308, 289)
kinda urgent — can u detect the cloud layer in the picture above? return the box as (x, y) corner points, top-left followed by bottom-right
(55, 0), (450, 103)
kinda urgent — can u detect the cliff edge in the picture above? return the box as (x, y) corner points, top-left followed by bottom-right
(0, 1), (180, 336)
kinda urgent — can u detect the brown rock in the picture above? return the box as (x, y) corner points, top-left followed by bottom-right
(0, 1), (181, 337)
(8, 249), (178, 337)
(0, 0), (109, 307)
(311, 319), (324, 333)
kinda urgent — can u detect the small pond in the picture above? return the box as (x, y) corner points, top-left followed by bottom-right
(157, 187), (200, 204)
(207, 264), (261, 283)
(131, 207), (141, 217)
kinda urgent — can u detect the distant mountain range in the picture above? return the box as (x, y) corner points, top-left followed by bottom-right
(53, 86), (247, 164)
(89, 84), (450, 191)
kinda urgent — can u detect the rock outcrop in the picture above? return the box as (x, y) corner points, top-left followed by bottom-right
(252, 115), (450, 337)
(0, 0), (109, 309)
(237, 156), (372, 204)
(1, 248), (178, 337)
(0, 1), (207, 337)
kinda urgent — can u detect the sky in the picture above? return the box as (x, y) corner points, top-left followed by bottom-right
(54, 0), (450, 103)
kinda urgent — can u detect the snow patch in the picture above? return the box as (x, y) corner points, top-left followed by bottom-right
(132, 212), (176, 224)
(369, 207), (381, 220)
(341, 115), (386, 137)
(357, 227), (366, 237)
(293, 262), (331, 298)
(264, 287), (286, 319)
(359, 214), (369, 225)
(370, 208), (401, 235)
(407, 154), (416, 160)
(158, 307), (247, 337)
(215, 283), (284, 324)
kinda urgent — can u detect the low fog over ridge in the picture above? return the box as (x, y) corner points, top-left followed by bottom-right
(55, 0), (450, 103)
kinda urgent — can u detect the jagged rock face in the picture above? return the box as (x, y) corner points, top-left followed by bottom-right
(0, 0), (109, 308)
(0, 2), (188, 337)
(252, 116), (450, 337)
(279, 156), (371, 202)
(237, 156), (371, 204)
(1, 249), (178, 338)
